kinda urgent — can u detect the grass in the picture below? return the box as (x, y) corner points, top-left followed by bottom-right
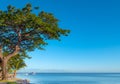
(7, 82), (17, 84)
(0, 78), (18, 84)
(0, 78), (28, 84)
(0, 80), (15, 82)
(0, 79), (17, 84)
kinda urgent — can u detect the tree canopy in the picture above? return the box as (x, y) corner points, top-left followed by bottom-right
(0, 4), (69, 56)
(0, 3), (70, 80)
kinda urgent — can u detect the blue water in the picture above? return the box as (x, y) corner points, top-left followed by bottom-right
(17, 73), (120, 84)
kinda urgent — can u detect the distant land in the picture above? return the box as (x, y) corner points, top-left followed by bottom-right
(18, 69), (120, 73)
(18, 69), (67, 73)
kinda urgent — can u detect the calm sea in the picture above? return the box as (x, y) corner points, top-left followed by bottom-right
(17, 73), (120, 84)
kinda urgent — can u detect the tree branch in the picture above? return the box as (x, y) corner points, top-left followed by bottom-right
(6, 45), (20, 60)
(22, 29), (34, 36)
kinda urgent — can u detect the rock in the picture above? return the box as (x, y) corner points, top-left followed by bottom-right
(16, 79), (29, 84)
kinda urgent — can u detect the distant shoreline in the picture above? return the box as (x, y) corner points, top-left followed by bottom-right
(17, 72), (120, 74)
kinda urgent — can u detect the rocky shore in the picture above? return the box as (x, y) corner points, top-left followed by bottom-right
(16, 79), (30, 84)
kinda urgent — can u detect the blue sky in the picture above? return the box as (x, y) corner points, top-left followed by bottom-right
(1, 0), (120, 72)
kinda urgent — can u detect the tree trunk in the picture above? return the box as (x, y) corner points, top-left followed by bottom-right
(1, 59), (8, 80)
(13, 70), (17, 78)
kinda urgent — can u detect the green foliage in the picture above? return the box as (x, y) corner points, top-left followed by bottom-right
(0, 3), (70, 55)
(8, 52), (30, 73)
